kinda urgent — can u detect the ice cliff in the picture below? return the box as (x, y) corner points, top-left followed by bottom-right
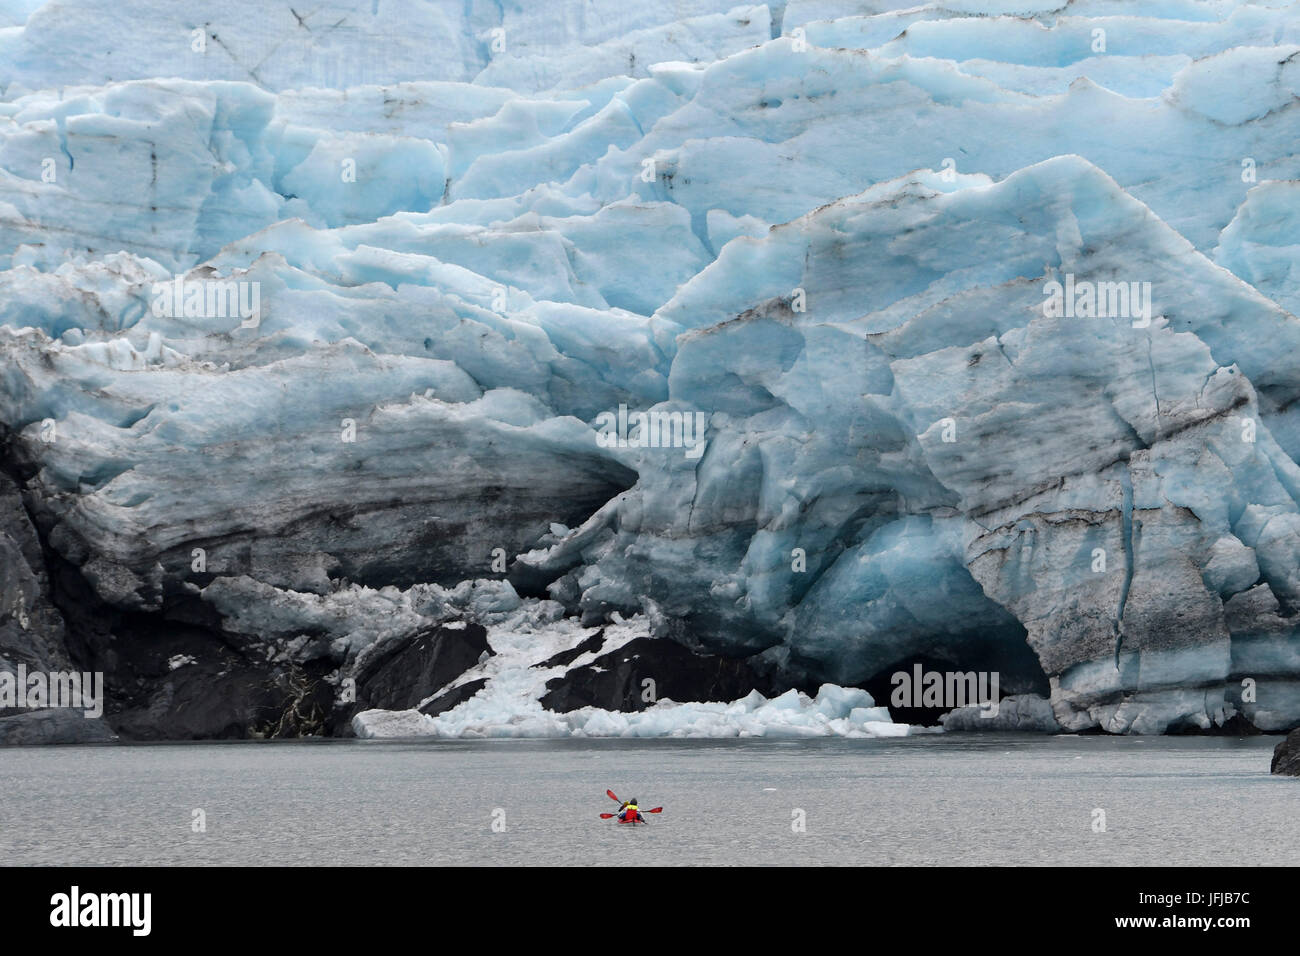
(3, 0), (1300, 739)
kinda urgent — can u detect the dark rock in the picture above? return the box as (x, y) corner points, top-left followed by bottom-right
(532, 631), (604, 670)
(1218, 713), (1265, 736)
(1271, 728), (1300, 776)
(420, 677), (488, 716)
(5, 463), (267, 741)
(0, 470), (76, 676)
(108, 652), (321, 740)
(53, 591), (333, 741)
(0, 709), (116, 746)
(355, 622), (492, 711)
(540, 636), (775, 713)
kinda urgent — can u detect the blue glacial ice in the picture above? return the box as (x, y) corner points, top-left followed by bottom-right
(3, 0), (1300, 737)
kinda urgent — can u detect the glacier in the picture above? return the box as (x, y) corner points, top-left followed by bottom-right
(2, 0), (1300, 740)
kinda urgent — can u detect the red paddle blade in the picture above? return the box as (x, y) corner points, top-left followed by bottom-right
(599, 813), (616, 819)
(647, 807), (663, 813)
(606, 789), (620, 803)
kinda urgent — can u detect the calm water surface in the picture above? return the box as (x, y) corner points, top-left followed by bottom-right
(0, 735), (1294, 866)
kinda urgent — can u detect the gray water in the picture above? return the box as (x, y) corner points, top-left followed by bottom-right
(0, 735), (1294, 866)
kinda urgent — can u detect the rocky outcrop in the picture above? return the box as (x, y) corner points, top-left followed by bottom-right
(420, 677), (488, 717)
(354, 622), (493, 712)
(33, 534), (341, 741)
(540, 637), (775, 713)
(0, 469), (114, 744)
(0, 470), (75, 682)
(109, 649), (334, 740)
(1272, 729), (1300, 776)
(0, 709), (116, 746)
(532, 632), (605, 670)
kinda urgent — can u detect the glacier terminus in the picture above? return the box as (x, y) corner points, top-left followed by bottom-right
(1, 0), (1300, 747)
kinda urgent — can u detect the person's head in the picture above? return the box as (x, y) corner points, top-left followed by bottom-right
(630, 798), (637, 805)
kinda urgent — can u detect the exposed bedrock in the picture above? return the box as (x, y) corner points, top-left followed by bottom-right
(0, 709), (116, 745)
(341, 621), (494, 724)
(0, 468), (72, 678)
(1272, 728), (1300, 776)
(539, 636), (779, 713)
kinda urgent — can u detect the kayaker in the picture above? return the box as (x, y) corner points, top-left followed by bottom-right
(618, 799), (643, 823)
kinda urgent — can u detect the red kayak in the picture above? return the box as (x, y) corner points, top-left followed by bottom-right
(602, 790), (661, 825)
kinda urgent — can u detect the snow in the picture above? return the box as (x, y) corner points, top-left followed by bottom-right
(338, 601), (910, 739)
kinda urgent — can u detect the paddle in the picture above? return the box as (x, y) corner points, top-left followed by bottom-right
(602, 791), (663, 820)
(599, 807), (662, 819)
(609, 791), (661, 811)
